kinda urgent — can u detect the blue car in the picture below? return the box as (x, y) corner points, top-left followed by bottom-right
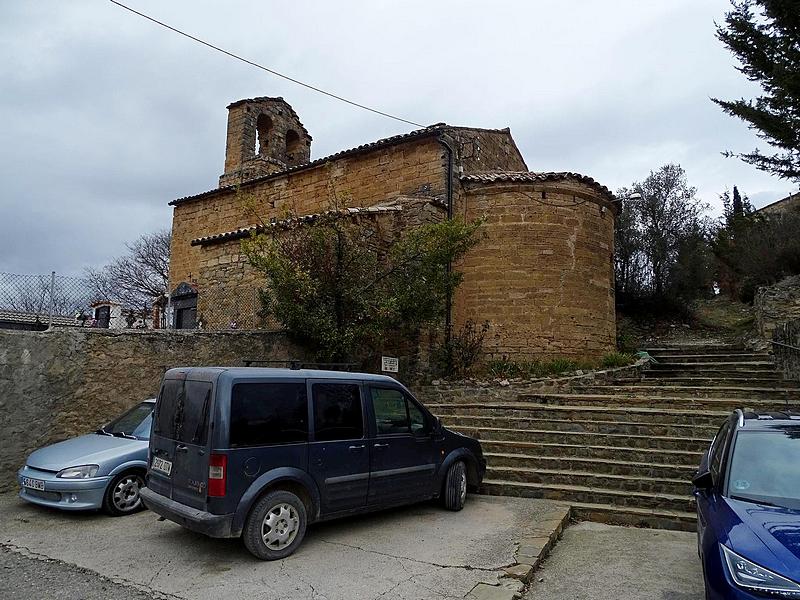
(694, 409), (800, 599)
(18, 399), (155, 515)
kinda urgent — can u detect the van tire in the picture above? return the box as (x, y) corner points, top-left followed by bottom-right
(243, 490), (307, 560)
(102, 471), (146, 516)
(443, 461), (467, 511)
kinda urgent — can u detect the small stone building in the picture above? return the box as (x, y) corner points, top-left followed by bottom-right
(168, 96), (618, 360)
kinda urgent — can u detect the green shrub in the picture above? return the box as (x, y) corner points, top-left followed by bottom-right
(601, 352), (635, 368)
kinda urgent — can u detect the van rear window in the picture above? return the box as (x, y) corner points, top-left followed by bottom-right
(230, 383), (308, 447)
(154, 379), (212, 445)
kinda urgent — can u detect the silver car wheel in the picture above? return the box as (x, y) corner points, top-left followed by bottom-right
(112, 474), (144, 512)
(459, 469), (467, 505)
(261, 503), (300, 550)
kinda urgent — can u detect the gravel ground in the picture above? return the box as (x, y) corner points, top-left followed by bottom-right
(0, 547), (159, 600)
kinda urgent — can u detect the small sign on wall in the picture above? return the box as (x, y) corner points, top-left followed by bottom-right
(381, 356), (399, 373)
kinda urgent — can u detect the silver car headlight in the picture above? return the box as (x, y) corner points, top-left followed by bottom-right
(56, 465), (99, 479)
(722, 545), (800, 597)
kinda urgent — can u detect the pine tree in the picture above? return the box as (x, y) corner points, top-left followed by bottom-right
(713, 0), (800, 181)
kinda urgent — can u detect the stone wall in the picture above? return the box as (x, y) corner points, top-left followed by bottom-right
(192, 198), (445, 330)
(416, 359), (647, 405)
(452, 178), (617, 360)
(773, 320), (800, 381)
(170, 136), (449, 290)
(0, 328), (300, 490)
(755, 275), (800, 342)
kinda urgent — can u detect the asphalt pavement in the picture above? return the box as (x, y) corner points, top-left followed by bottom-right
(0, 492), (554, 600)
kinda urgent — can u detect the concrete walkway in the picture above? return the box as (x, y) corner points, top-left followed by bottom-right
(0, 493), (565, 600)
(525, 522), (704, 600)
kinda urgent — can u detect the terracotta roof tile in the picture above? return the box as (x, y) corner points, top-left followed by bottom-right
(461, 171), (615, 201)
(191, 204), (405, 247)
(171, 124), (448, 206)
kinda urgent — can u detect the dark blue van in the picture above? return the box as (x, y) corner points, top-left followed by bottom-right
(140, 367), (485, 560)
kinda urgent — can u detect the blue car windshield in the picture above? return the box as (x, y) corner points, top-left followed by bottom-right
(727, 429), (800, 510)
(102, 402), (154, 440)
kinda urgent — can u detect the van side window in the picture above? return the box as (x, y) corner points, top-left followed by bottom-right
(312, 383), (363, 441)
(230, 383), (308, 447)
(371, 388), (430, 436)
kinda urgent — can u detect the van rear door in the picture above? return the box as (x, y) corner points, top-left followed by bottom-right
(149, 375), (214, 510)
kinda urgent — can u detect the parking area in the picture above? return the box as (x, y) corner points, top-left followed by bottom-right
(0, 493), (561, 600)
(525, 521), (704, 600)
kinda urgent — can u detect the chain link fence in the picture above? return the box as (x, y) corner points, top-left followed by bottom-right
(0, 272), (162, 330)
(0, 272), (269, 331)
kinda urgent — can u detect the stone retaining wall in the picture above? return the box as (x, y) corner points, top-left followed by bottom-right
(416, 359), (646, 405)
(0, 328), (299, 490)
(755, 275), (800, 342)
(773, 320), (800, 381)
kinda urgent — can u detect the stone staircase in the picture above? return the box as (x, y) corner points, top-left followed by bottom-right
(427, 345), (800, 531)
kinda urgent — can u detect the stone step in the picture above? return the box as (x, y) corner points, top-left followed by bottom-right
(570, 384), (800, 400)
(441, 414), (717, 438)
(650, 361), (776, 372)
(480, 478), (695, 514)
(484, 452), (697, 480)
(569, 501), (696, 532)
(479, 440), (703, 466)
(514, 392), (796, 411)
(486, 465), (692, 496)
(642, 346), (746, 355)
(430, 402), (728, 426)
(647, 368), (782, 379)
(640, 375), (797, 387)
(453, 425), (710, 452)
(647, 353), (772, 363)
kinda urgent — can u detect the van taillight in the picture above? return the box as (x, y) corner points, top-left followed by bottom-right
(208, 454), (227, 497)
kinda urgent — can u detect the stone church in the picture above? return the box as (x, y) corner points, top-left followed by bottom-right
(168, 96), (617, 360)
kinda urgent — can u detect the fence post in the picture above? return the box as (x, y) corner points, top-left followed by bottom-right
(47, 271), (56, 329)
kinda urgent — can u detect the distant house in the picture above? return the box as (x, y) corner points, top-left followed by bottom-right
(758, 192), (800, 216)
(0, 310), (77, 331)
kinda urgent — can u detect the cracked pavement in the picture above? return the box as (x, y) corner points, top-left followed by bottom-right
(0, 493), (557, 600)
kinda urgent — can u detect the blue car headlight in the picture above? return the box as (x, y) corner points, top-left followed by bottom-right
(722, 545), (800, 597)
(56, 465), (99, 479)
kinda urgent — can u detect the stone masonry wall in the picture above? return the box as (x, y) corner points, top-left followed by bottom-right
(193, 198), (445, 330)
(755, 275), (800, 342)
(773, 319), (800, 381)
(170, 137), (449, 290)
(452, 180), (616, 360)
(0, 328), (300, 490)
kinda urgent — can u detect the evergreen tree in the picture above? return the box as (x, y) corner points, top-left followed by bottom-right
(713, 0), (800, 181)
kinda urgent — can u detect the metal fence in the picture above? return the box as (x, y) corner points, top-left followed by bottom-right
(0, 271), (267, 331)
(0, 271), (160, 330)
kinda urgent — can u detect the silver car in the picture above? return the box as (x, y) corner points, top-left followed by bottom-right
(17, 399), (154, 516)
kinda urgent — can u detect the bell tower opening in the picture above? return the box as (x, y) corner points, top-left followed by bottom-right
(256, 114), (273, 156)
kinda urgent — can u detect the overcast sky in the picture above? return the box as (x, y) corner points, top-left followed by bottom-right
(1, 0), (796, 276)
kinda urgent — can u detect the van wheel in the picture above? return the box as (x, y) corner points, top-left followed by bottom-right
(443, 461), (467, 511)
(243, 490), (307, 560)
(103, 471), (145, 516)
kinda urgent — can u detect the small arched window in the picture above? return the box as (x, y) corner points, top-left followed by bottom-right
(256, 114), (273, 156)
(285, 129), (301, 163)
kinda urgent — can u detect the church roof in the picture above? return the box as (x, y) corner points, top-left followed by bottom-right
(461, 170), (615, 202)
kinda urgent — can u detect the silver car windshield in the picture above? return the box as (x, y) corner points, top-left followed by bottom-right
(101, 402), (153, 440)
(727, 429), (800, 509)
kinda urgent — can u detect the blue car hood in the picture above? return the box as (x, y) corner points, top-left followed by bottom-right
(724, 497), (800, 577)
(27, 433), (146, 472)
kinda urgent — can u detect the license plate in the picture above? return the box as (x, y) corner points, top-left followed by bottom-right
(21, 477), (45, 491)
(152, 457), (172, 476)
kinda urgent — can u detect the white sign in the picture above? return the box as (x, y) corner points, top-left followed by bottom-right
(381, 356), (399, 373)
